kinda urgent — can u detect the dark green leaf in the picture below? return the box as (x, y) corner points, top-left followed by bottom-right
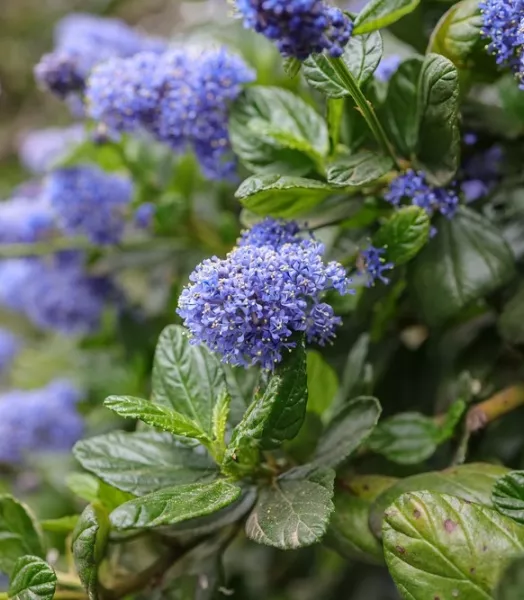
(110, 480), (241, 530)
(230, 86), (328, 174)
(306, 351), (338, 417)
(73, 431), (216, 496)
(374, 206), (430, 265)
(40, 516), (79, 534)
(354, 0), (420, 34)
(282, 57), (301, 78)
(8, 556), (56, 600)
(327, 151), (394, 187)
(381, 57), (424, 158)
(498, 75), (524, 126)
(330, 334), (370, 416)
(428, 0), (483, 70)
(104, 395), (210, 443)
(370, 462), (509, 538)
(326, 475), (394, 563)
(409, 208), (515, 327)
(0, 496), (44, 577)
(152, 325), (225, 438)
(498, 285), (524, 345)
(495, 554), (524, 599)
(245, 466), (335, 549)
(72, 504), (110, 600)
(235, 175), (336, 218)
(327, 98), (345, 151)
(302, 32), (382, 96)
(414, 53), (460, 186)
(223, 341), (308, 475)
(222, 365), (259, 426)
(493, 471), (524, 524)
(383, 491), (524, 600)
(313, 396), (381, 468)
(368, 411), (462, 464)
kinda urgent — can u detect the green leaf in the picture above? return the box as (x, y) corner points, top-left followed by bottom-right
(282, 57), (301, 78)
(212, 390), (231, 447)
(428, 0), (483, 70)
(72, 504), (110, 600)
(313, 396), (381, 468)
(498, 285), (524, 345)
(104, 395), (210, 443)
(354, 0), (420, 34)
(495, 554), (524, 599)
(235, 175), (336, 218)
(230, 86), (328, 174)
(409, 208), (515, 327)
(302, 32), (383, 96)
(327, 98), (345, 151)
(152, 325), (225, 438)
(66, 473), (100, 504)
(0, 496), (45, 577)
(110, 480), (241, 530)
(222, 365), (259, 426)
(369, 462), (509, 538)
(367, 412), (441, 465)
(245, 466), (335, 549)
(306, 351), (338, 417)
(374, 206), (430, 265)
(327, 151), (394, 187)
(493, 471), (524, 525)
(223, 341), (308, 475)
(414, 53), (460, 186)
(40, 516), (79, 534)
(73, 431), (216, 496)
(330, 334), (370, 416)
(383, 491), (524, 600)
(381, 57), (424, 158)
(97, 482), (135, 511)
(326, 475), (395, 563)
(8, 556), (56, 600)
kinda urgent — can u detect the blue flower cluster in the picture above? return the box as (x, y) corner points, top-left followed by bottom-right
(480, 0), (524, 86)
(86, 47), (255, 180)
(461, 142), (503, 202)
(18, 125), (86, 174)
(238, 218), (301, 248)
(236, 0), (353, 59)
(44, 166), (134, 245)
(385, 170), (459, 220)
(0, 196), (55, 243)
(0, 256), (111, 336)
(375, 55), (401, 82)
(358, 245), (394, 286)
(178, 218), (352, 369)
(0, 380), (84, 465)
(35, 13), (166, 98)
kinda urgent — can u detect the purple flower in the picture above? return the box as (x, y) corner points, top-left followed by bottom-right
(238, 218), (301, 248)
(358, 245), (394, 286)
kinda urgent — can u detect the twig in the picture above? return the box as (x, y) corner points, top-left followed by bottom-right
(465, 385), (524, 432)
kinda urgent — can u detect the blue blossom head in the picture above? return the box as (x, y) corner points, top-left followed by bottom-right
(18, 125), (86, 174)
(480, 0), (524, 86)
(0, 380), (84, 465)
(34, 52), (86, 97)
(0, 196), (55, 243)
(375, 55), (401, 82)
(235, 0), (353, 60)
(0, 329), (21, 374)
(358, 245), (394, 286)
(177, 234), (352, 369)
(44, 166), (133, 245)
(238, 218), (301, 248)
(385, 170), (459, 220)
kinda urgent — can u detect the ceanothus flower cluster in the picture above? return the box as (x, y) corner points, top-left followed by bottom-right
(44, 166), (134, 245)
(0, 380), (84, 465)
(35, 13), (166, 99)
(177, 218), (352, 369)
(385, 170), (459, 220)
(0, 196), (55, 243)
(235, 0), (353, 60)
(86, 47), (255, 180)
(480, 0), (524, 87)
(358, 245), (394, 287)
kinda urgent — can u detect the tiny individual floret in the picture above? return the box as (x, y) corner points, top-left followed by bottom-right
(238, 217), (301, 248)
(0, 380), (84, 465)
(375, 55), (401, 82)
(385, 170), (459, 220)
(177, 239), (352, 369)
(0, 329), (21, 373)
(358, 245), (394, 286)
(0, 196), (55, 243)
(480, 0), (524, 87)
(44, 166), (133, 245)
(235, 0), (353, 60)
(18, 125), (85, 174)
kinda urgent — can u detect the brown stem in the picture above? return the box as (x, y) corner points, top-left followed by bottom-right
(465, 385), (524, 432)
